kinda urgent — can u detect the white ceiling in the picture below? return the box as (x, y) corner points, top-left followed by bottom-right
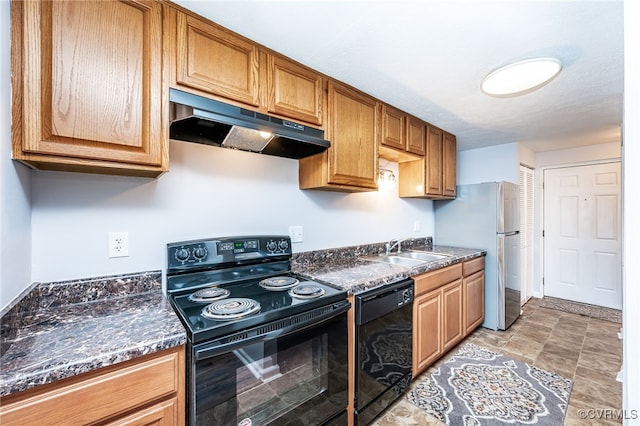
(173, 0), (624, 153)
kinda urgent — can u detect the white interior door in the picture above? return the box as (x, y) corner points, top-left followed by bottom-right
(543, 162), (622, 309)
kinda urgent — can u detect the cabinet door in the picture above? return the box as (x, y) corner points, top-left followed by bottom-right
(13, 0), (167, 176)
(443, 132), (457, 197)
(406, 117), (426, 156)
(381, 105), (406, 151)
(413, 290), (442, 376)
(0, 347), (184, 425)
(326, 81), (379, 189)
(464, 270), (485, 334)
(442, 279), (463, 352)
(105, 398), (178, 426)
(174, 11), (260, 106)
(267, 54), (324, 125)
(425, 125), (444, 195)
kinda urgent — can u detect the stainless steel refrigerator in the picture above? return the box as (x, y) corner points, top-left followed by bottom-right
(434, 181), (521, 330)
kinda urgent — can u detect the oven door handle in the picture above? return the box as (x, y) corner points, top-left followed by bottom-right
(194, 301), (350, 361)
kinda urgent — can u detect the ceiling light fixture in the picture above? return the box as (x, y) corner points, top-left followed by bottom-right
(481, 57), (562, 97)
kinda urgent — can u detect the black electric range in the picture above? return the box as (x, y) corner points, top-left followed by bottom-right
(166, 235), (348, 344)
(166, 235), (350, 426)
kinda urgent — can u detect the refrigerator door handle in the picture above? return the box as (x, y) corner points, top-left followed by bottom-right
(504, 231), (520, 236)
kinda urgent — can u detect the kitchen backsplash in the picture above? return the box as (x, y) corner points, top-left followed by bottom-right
(291, 237), (433, 271)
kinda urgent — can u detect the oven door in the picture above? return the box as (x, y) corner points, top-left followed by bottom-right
(190, 301), (350, 426)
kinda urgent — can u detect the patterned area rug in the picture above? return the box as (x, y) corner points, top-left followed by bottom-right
(407, 343), (572, 425)
(540, 296), (621, 323)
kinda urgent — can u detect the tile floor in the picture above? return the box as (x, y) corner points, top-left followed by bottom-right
(372, 297), (624, 425)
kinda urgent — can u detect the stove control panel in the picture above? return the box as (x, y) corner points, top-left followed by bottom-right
(167, 235), (293, 272)
(266, 238), (289, 254)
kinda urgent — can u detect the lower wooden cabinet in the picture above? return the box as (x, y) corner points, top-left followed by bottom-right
(463, 256), (485, 334)
(413, 289), (443, 373)
(105, 398), (179, 426)
(442, 279), (463, 353)
(412, 256), (484, 377)
(412, 263), (462, 376)
(0, 346), (185, 426)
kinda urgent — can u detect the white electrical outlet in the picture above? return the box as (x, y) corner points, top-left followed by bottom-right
(289, 226), (304, 243)
(109, 231), (129, 258)
(413, 220), (422, 232)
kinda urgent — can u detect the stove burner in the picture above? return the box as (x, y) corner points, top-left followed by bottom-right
(289, 283), (326, 299)
(202, 298), (261, 320)
(189, 287), (231, 303)
(259, 276), (299, 291)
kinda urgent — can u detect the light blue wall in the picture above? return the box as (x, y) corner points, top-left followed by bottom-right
(457, 142), (520, 185)
(29, 141), (435, 284)
(0, 1), (33, 310)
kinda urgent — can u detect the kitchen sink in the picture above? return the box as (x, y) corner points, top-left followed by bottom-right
(396, 251), (453, 262)
(360, 251), (453, 266)
(359, 255), (427, 267)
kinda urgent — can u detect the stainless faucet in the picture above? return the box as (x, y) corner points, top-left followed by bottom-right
(385, 238), (407, 255)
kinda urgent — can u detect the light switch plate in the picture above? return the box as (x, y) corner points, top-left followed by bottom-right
(289, 226), (303, 243)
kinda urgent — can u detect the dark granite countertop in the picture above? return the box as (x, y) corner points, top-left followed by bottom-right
(0, 241), (482, 397)
(292, 239), (485, 295)
(0, 271), (186, 398)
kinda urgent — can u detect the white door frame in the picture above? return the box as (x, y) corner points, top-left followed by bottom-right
(538, 159), (622, 304)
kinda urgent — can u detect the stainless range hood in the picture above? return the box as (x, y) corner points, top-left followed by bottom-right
(169, 88), (330, 159)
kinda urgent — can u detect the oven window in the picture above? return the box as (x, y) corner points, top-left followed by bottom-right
(194, 314), (348, 426)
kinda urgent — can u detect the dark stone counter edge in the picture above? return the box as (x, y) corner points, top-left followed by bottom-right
(0, 333), (187, 398)
(292, 239), (486, 295)
(0, 271), (187, 398)
(349, 249), (488, 295)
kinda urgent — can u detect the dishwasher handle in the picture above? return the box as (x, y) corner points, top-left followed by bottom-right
(355, 278), (414, 325)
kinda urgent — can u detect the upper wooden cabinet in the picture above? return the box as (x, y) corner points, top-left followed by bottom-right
(425, 125), (457, 198)
(406, 116), (427, 156)
(379, 105), (424, 162)
(299, 80), (379, 191)
(381, 105), (406, 151)
(11, 0), (168, 177)
(443, 131), (457, 197)
(425, 125), (445, 195)
(167, 6), (324, 127)
(398, 125), (456, 199)
(171, 8), (261, 107)
(267, 54), (324, 126)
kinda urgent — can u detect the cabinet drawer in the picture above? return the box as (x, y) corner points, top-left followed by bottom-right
(0, 348), (182, 426)
(414, 263), (462, 296)
(463, 256), (484, 277)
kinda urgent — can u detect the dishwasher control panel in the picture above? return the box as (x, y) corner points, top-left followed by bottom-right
(399, 286), (414, 306)
(355, 278), (414, 325)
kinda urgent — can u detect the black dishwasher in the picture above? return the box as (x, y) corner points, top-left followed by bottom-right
(354, 278), (414, 425)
